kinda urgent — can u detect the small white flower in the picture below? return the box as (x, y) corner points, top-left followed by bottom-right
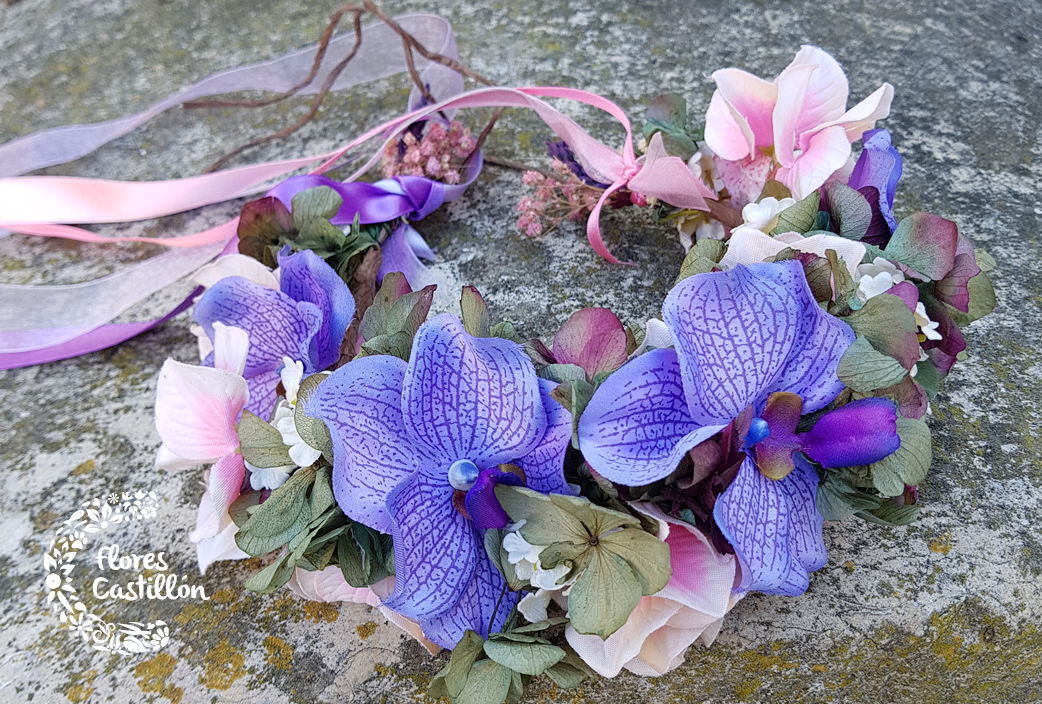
(855, 257), (907, 303)
(270, 357), (323, 468)
(518, 589), (554, 623)
(246, 460), (295, 491)
(914, 302), (943, 341)
(502, 521), (578, 592)
(741, 196), (797, 233)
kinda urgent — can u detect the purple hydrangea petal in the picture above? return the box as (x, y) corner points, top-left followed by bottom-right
(515, 379), (572, 495)
(800, 398), (900, 468)
(759, 265), (855, 413)
(194, 276), (322, 377)
(578, 348), (725, 486)
(418, 552), (519, 648)
(383, 472), (480, 620)
(306, 355), (430, 533)
(551, 307), (629, 379)
(465, 468), (524, 530)
(665, 262), (839, 423)
(403, 314), (546, 468)
(848, 128), (903, 232)
(277, 247), (355, 371)
(934, 240), (981, 314)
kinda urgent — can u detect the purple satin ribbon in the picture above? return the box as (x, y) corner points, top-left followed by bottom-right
(267, 150), (482, 223)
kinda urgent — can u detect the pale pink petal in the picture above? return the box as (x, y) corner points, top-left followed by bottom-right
(775, 125), (852, 199)
(785, 46), (850, 135)
(155, 444), (200, 472)
(191, 323), (214, 362)
(714, 151), (773, 208)
(155, 359), (248, 461)
(814, 83), (894, 143)
(287, 566), (381, 606)
(772, 62), (817, 167)
(630, 132), (716, 208)
(712, 67), (778, 149)
(704, 90), (755, 161)
(633, 504), (735, 618)
(634, 619), (717, 674)
(699, 616), (726, 647)
(632, 318), (673, 358)
(211, 322), (249, 376)
(195, 514), (248, 574)
(207, 453), (246, 526)
(193, 254), (279, 290)
(565, 597), (682, 678)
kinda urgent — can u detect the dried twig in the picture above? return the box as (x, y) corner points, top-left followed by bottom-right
(483, 154), (562, 181)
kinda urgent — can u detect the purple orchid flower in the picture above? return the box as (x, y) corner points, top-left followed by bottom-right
(306, 314), (572, 648)
(578, 261), (900, 596)
(194, 247), (354, 416)
(848, 128), (903, 236)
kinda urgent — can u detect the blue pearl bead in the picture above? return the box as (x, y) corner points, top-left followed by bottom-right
(744, 417), (771, 448)
(448, 459), (480, 491)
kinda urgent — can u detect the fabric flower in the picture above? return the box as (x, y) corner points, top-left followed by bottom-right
(154, 322), (251, 572)
(741, 196), (797, 232)
(719, 226), (866, 280)
(194, 247), (354, 417)
(856, 256), (907, 303)
(306, 314), (573, 648)
(578, 262), (900, 595)
(564, 504), (738, 677)
(848, 128), (903, 235)
(705, 46), (893, 200)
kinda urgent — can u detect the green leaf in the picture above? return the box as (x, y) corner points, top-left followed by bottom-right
(770, 191), (821, 235)
(643, 94), (698, 160)
(506, 670), (525, 704)
(436, 630), (487, 700)
(837, 335), (910, 394)
(825, 249), (859, 313)
(759, 180), (792, 201)
(356, 331), (414, 361)
(544, 663), (588, 689)
(490, 321), (525, 343)
(676, 238), (726, 283)
(538, 364), (587, 385)
(236, 466), (315, 556)
(823, 182), (871, 240)
(237, 197), (295, 268)
(310, 466), (336, 517)
(337, 531), (369, 588)
(229, 491), (262, 529)
(244, 552), (296, 594)
(566, 549), (643, 639)
(915, 360), (940, 399)
(384, 286), (436, 338)
(290, 186), (343, 227)
(495, 487), (636, 547)
(869, 416), (932, 496)
(294, 219), (346, 258)
(598, 527), (672, 595)
(483, 639), (565, 676)
(856, 501), (920, 526)
(456, 658), (513, 704)
(844, 293), (920, 369)
(883, 213), (959, 281)
(237, 410), (293, 469)
(948, 270), (996, 327)
(461, 286), (491, 337)
(508, 617), (570, 634)
(816, 471), (883, 520)
(294, 374), (333, 462)
(802, 254), (836, 305)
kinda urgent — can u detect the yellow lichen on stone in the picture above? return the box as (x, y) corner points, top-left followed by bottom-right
(199, 639), (246, 691)
(263, 635), (294, 671)
(930, 536), (954, 554)
(64, 669), (97, 703)
(133, 653), (183, 704)
(356, 621), (378, 640)
(71, 459), (95, 476)
(303, 600), (339, 623)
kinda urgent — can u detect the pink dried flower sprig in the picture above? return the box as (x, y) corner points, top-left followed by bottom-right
(381, 120), (476, 185)
(517, 159), (615, 237)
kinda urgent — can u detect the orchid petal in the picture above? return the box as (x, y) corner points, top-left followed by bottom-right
(155, 359), (247, 462)
(800, 398), (900, 468)
(155, 444), (199, 472)
(377, 223), (443, 295)
(383, 472), (480, 620)
(194, 276), (323, 377)
(714, 151), (773, 209)
(306, 355), (428, 533)
(244, 369), (282, 419)
(712, 67), (778, 150)
(403, 315), (546, 468)
(211, 322), (249, 377)
(195, 518), (249, 575)
(776, 125), (852, 200)
(714, 456), (824, 596)
(552, 307), (629, 379)
(515, 379), (572, 495)
(465, 468), (523, 530)
(206, 453), (247, 532)
(816, 84), (894, 143)
(578, 348), (724, 486)
(566, 597), (681, 678)
(772, 62), (818, 168)
(277, 247), (355, 371)
(418, 552), (518, 648)
(193, 253), (279, 291)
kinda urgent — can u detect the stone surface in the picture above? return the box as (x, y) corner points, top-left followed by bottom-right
(1, 0), (1040, 702)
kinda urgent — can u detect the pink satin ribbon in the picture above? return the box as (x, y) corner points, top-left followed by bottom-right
(0, 21), (715, 368)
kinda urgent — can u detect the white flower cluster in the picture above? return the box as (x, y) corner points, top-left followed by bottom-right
(502, 520), (578, 623)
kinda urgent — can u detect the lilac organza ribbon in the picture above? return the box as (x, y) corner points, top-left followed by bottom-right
(0, 15), (464, 370)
